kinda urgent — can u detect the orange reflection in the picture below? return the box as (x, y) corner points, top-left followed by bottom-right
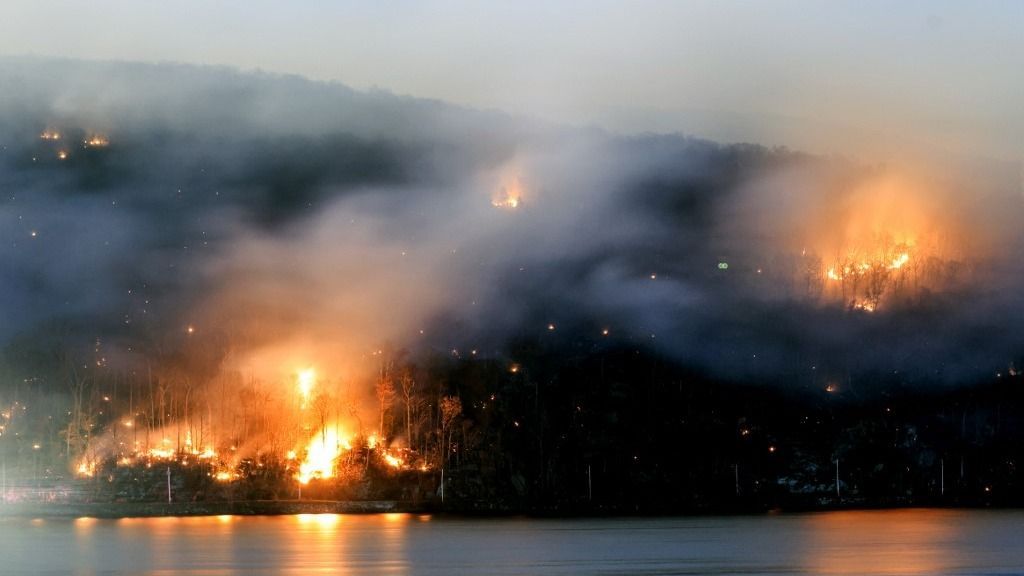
(296, 513), (342, 529)
(73, 516), (98, 532)
(803, 509), (957, 575)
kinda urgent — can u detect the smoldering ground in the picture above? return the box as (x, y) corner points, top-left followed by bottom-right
(1, 57), (1022, 392)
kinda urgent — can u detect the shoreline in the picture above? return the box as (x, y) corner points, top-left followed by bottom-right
(0, 499), (432, 519)
(0, 499), (1012, 520)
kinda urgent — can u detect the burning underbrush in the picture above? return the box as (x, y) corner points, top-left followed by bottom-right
(73, 436), (433, 503)
(65, 360), (448, 503)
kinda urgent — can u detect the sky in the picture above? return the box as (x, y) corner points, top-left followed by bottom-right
(1, 1), (1022, 163)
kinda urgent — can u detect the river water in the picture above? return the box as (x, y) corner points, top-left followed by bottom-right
(1, 508), (1022, 575)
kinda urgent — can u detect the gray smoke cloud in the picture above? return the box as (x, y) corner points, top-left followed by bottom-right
(1, 57), (1022, 390)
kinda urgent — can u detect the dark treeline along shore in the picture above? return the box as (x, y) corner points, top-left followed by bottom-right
(1, 57), (1023, 516)
(5, 344), (1024, 515)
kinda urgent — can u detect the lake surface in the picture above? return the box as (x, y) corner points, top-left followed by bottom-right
(1, 508), (1023, 575)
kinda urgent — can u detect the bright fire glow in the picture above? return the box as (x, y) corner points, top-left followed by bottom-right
(40, 130), (61, 140)
(797, 172), (971, 313)
(298, 368), (316, 406)
(75, 459), (96, 477)
(84, 135), (109, 147)
(297, 426), (347, 484)
(889, 252), (910, 270)
(491, 176), (524, 209)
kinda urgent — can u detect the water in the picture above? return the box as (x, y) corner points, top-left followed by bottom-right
(1, 509), (1022, 575)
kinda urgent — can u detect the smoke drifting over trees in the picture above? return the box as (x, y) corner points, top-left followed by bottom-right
(1, 58), (1022, 489)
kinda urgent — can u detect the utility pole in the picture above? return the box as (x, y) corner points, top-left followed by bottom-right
(940, 458), (945, 496)
(734, 463), (740, 497)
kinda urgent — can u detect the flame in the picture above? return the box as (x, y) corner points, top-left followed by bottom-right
(798, 171), (975, 313)
(57, 150), (68, 160)
(298, 368), (316, 406)
(383, 453), (403, 469)
(147, 447), (175, 459)
(297, 426), (349, 484)
(84, 135), (109, 147)
(148, 439), (175, 459)
(40, 130), (61, 140)
(491, 176), (524, 209)
(852, 300), (876, 313)
(75, 459), (96, 477)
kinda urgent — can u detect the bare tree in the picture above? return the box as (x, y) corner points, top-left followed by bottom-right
(375, 376), (396, 439)
(399, 371), (416, 446)
(440, 395), (462, 466)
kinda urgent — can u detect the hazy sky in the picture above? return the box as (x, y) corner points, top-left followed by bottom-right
(1, 1), (1022, 161)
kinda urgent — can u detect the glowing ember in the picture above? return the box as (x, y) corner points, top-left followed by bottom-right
(214, 471), (236, 482)
(39, 130), (61, 140)
(57, 150), (68, 160)
(383, 453), (403, 469)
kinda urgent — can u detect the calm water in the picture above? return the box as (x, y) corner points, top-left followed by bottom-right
(1, 509), (1023, 575)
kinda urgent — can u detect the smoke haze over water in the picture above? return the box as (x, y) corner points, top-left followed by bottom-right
(1, 57), (1022, 392)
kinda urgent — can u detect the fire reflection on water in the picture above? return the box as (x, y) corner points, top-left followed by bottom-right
(20, 510), (1018, 575)
(804, 509), (957, 575)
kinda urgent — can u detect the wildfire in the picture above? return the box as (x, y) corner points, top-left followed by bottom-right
(491, 177), (524, 209)
(39, 130), (61, 141)
(298, 368), (316, 407)
(794, 170), (980, 313)
(297, 426), (347, 484)
(76, 459), (97, 478)
(889, 252), (910, 270)
(84, 135), (109, 148)
(383, 453), (403, 469)
(492, 194), (520, 209)
(148, 439), (175, 459)
(852, 300), (876, 313)
(148, 447), (175, 459)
